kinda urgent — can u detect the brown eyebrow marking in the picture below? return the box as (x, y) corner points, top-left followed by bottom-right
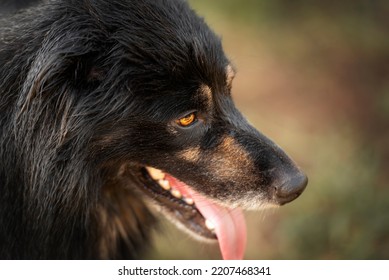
(226, 64), (236, 89)
(199, 84), (213, 109)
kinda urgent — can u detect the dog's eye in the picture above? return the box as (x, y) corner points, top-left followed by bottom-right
(177, 113), (197, 127)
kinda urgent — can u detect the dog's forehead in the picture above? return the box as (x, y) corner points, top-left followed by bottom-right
(108, 0), (234, 118)
(196, 64), (235, 106)
(110, 0), (228, 82)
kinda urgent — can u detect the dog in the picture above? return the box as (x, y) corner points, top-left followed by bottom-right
(0, 0), (307, 259)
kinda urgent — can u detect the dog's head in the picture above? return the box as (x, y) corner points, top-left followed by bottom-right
(14, 0), (307, 259)
(88, 0), (307, 259)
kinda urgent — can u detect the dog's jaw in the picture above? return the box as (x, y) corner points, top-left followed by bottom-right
(143, 166), (247, 260)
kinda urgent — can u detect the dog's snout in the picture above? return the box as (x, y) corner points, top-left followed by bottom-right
(274, 172), (308, 205)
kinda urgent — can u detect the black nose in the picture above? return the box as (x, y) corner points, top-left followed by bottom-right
(274, 172), (308, 205)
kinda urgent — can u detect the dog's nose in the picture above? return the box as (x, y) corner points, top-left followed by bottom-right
(274, 172), (308, 205)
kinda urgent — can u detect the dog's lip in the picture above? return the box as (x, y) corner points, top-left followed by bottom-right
(141, 166), (247, 260)
(139, 167), (217, 240)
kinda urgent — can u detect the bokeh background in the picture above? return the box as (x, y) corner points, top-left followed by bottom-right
(147, 0), (389, 259)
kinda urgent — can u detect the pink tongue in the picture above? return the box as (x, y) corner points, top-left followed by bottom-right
(165, 175), (247, 260)
(189, 191), (247, 260)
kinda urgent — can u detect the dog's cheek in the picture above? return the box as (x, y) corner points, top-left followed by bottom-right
(89, 120), (176, 163)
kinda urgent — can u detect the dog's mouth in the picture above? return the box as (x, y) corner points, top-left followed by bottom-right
(140, 166), (247, 260)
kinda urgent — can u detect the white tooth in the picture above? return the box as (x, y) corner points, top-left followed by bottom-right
(205, 219), (216, 231)
(183, 197), (194, 205)
(158, 179), (171, 190)
(146, 167), (165, 180)
(171, 189), (182, 199)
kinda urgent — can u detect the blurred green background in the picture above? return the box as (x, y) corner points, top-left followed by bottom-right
(147, 0), (389, 259)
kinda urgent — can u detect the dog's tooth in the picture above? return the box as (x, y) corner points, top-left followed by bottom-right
(205, 219), (216, 231)
(183, 197), (194, 205)
(158, 179), (171, 190)
(171, 189), (182, 199)
(146, 167), (165, 180)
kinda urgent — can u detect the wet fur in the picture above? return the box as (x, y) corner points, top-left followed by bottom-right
(0, 0), (305, 259)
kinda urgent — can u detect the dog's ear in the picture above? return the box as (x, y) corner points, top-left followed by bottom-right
(66, 53), (107, 86)
(18, 46), (106, 113)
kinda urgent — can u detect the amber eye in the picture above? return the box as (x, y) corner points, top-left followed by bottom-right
(177, 113), (197, 127)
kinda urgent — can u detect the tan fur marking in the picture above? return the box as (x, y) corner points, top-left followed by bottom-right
(226, 65), (235, 89)
(178, 146), (201, 162)
(200, 84), (213, 109)
(209, 135), (254, 180)
(204, 135), (266, 209)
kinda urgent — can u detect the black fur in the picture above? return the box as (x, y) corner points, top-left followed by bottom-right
(0, 0), (307, 259)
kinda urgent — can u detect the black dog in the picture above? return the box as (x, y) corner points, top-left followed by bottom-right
(0, 0), (307, 259)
